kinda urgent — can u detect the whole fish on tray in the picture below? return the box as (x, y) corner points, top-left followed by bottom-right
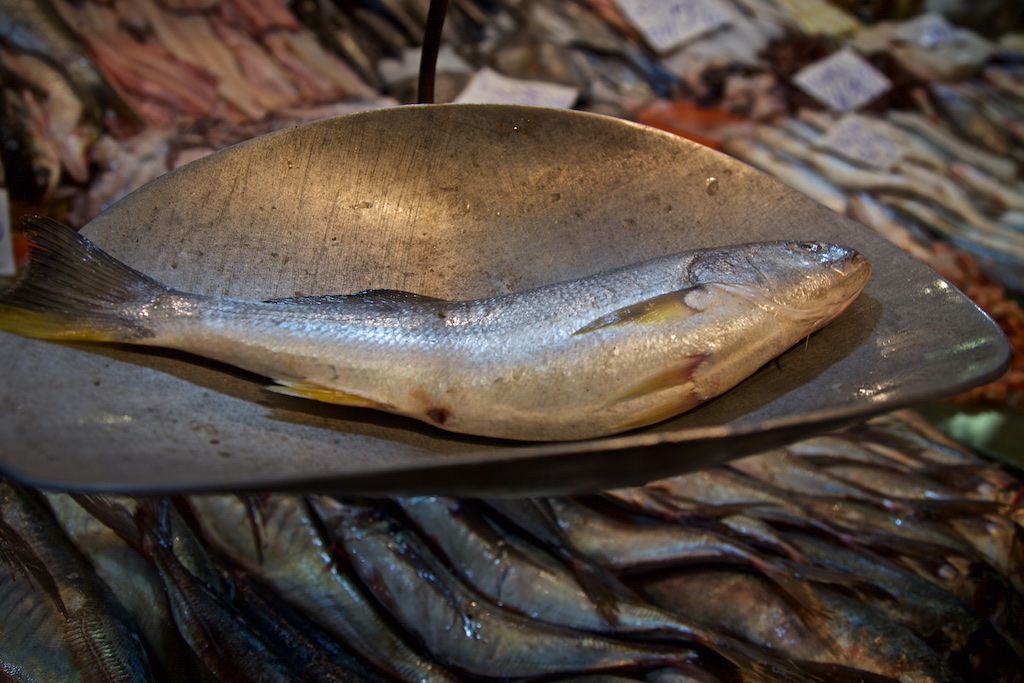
(0, 217), (869, 441)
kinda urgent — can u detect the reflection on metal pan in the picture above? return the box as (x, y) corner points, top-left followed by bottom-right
(0, 104), (1010, 495)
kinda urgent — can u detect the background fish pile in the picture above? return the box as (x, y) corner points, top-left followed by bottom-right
(2, 409), (1023, 682)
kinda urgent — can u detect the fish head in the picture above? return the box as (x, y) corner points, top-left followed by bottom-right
(688, 241), (871, 328)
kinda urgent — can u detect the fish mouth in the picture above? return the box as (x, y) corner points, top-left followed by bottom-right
(715, 244), (871, 328)
(785, 241), (867, 274)
(833, 250), (870, 277)
(814, 251), (872, 329)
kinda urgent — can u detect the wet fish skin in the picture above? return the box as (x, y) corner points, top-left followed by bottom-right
(44, 493), (214, 683)
(721, 136), (850, 215)
(800, 412), (979, 470)
(803, 585), (962, 683)
(545, 497), (867, 600)
(480, 497), (625, 622)
(946, 515), (1024, 594)
(0, 514), (66, 617)
(0, 481), (156, 683)
(313, 497), (697, 679)
(821, 461), (997, 506)
(900, 554), (1024, 662)
(729, 449), (887, 503)
(0, 216), (869, 441)
(879, 195), (1024, 267)
(0, 539), (80, 681)
(224, 570), (393, 683)
(783, 529), (1024, 682)
(547, 497), (780, 574)
(82, 497), (308, 683)
(848, 192), (939, 268)
(403, 496), (752, 637)
(796, 496), (984, 562)
(398, 496), (612, 627)
(290, 3), (385, 90)
(641, 568), (828, 664)
(645, 666), (726, 683)
(650, 462), (981, 560)
(642, 568), (960, 683)
(398, 496), (835, 683)
(149, 539), (308, 683)
(641, 471), (848, 548)
(547, 496), (872, 613)
(734, 449), (1007, 519)
(187, 494), (460, 683)
(782, 530), (983, 649)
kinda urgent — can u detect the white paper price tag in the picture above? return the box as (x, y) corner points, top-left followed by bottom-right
(614, 0), (731, 53)
(454, 68), (579, 109)
(0, 190), (14, 277)
(893, 14), (961, 49)
(820, 114), (904, 171)
(793, 48), (891, 113)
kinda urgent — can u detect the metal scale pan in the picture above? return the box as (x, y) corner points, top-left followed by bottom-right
(0, 103), (1010, 495)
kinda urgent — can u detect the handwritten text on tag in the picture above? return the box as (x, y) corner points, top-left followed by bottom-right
(793, 48), (891, 112)
(820, 115), (904, 171)
(893, 14), (961, 49)
(614, 0), (731, 53)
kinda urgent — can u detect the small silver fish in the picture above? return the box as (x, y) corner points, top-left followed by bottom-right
(188, 493), (460, 683)
(0, 481), (156, 682)
(311, 497), (697, 678)
(0, 216), (869, 441)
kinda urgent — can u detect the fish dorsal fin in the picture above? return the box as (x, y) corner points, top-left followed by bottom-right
(264, 289), (446, 309)
(348, 289), (447, 305)
(574, 287), (702, 335)
(262, 294), (353, 306)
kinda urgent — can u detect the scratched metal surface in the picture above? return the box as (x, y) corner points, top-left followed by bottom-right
(0, 105), (1010, 495)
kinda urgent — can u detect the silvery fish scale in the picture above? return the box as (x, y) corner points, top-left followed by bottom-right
(0, 105), (1010, 495)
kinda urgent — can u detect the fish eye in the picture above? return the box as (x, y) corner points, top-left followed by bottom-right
(790, 241), (822, 253)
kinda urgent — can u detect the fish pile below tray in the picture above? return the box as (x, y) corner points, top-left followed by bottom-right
(2, 409), (1022, 683)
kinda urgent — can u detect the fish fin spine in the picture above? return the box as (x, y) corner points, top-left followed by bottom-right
(268, 379), (394, 410)
(0, 217), (170, 342)
(618, 353), (708, 399)
(611, 391), (704, 432)
(609, 354), (709, 430)
(573, 287), (701, 335)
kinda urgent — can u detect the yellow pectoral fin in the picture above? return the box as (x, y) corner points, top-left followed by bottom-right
(573, 287), (701, 335)
(269, 380), (394, 411)
(613, 353), (709, 402)
(609, 354), (710, 431)
(613, 391), (705, 432)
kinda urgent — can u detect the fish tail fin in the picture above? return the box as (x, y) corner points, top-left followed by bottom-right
(71, 495), (147, 552)
(0, 216), (170, 342)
